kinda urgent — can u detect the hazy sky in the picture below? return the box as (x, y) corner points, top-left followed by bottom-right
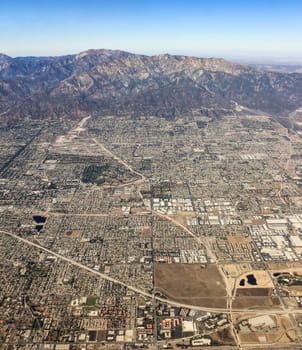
(1, 0), (302, 61)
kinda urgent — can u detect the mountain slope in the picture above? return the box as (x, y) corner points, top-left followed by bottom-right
(0, 49), (302, 122)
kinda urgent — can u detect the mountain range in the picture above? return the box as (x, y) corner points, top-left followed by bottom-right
(0, 49), (302, 123)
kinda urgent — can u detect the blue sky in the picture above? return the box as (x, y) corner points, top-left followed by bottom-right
(0, 0), (302, 62)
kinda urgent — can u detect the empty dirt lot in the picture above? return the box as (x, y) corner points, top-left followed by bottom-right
(154, 263), (227, 308)
(233, 296), (281, 309)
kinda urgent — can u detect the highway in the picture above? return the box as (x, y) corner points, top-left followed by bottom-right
(0, 229), (153, 299)
(2, 114), (301, 349)
(3, 228), (302, 317)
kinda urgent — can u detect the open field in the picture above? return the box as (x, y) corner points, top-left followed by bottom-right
(141, 226), (152, 237)
(65, 229), (82, 238)
(223, 264), (239, 277)
(210, 327), (236, 346)
(236, 287), (272, 297)
(227, 235), (253, 245)
(172, 211), (196, 227)
(233, 296), (280, 309)
(154, 263), (227, 308)
(231, 269), (279, 309)
(236, 314), (297, 346)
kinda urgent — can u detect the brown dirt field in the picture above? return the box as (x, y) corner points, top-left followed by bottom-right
(97, 330), (107, 342)
(238, 314), (297, 345)
(236, 263), (254, 273)
(110, 208), (124, 215)
(141, 226), (152, 237)
(172, 211), (195, 226)
(286, 329), (298, 342)
(210, 327), (236, 345)
(287, 286), (302, 296)
(291, 196), (302, 206)
(223, 264), (239, 277)
(65, 229), (82, 238)
(236, 288), (272, 297)
(251, 218), (266, 225)
(233, 296), (280, 309)
(279, 315), (295, 332)
(227, 235), (252, 244)
(130, 207), (150, 214)
(154, 263), (227, 308)
(161, 296), (227, 308)
(239, 333), (263, 344)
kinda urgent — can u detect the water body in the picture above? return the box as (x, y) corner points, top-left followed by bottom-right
(247, 274), (257, 285)
(33, 215), (46, 224)
(239, 274), (258, 286)
(273, 272), (289, 277)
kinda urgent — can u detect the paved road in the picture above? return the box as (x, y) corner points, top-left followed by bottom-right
(3, 228), (302, 317)
(3, 114), (302, 325)
(1, 229), (153, 298)
(92, 137), (145, 181)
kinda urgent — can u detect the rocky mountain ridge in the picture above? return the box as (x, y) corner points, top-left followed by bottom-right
(0, 49), (302, 122)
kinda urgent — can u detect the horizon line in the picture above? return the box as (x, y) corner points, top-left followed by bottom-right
(1, 48), (302, 65)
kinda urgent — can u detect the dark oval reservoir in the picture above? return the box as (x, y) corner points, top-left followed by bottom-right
(33, 215), (46, 224)
(247, 274), (257, 285)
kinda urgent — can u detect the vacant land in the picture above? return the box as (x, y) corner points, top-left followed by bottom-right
(154, 263), (227, 308)
(210, 327), (236, 346)
(236, 288), (272, 297)
(141, 226), (152, 237)
(237, 314), (297, 346)
(233, 296), (280, 309)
